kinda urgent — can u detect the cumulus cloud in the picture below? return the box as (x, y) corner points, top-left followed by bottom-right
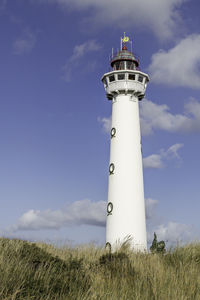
(149, 34), (200, 88)
(11, 199), (106, 231)
(146, 201), (199, 246)
(167, 143), (183, 158)
(148, 222), (197, 245)
(6, 197), (199, 246)
(13, 29), (36, 55)
(36, 0), (188, 40)
(143, 154), (164, 169)
(99, 97), (200, 136)
(98, 116), (111, 134)
(9, 197), (158, 232)
(62, 39), (102, 82)
(143, 143), (183, 169)
(70, 40), (101, 60)
(140, 98), (200, 136)
(145, 198), (158, 220)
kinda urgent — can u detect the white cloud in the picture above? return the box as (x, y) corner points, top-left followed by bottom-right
(98, 116), (111, 133)
(143, 154), (164, 169)
(62, 39), (101, 82)
(10, 197), (158, 231)
(37, 0), (188, 39)
(70, 40), (101, 61)
(140, 98), (200, 135)
(12, 199), (106, 231)
(143, 143), (183, 169)
(6, 197), (199, 246)
(146, 201), (199, 246)
(13, 29), (36, 55)
(148, 222), (197, 245)
(99, 98), (200, 136)
(167, 143), (183, 158)
(145, 198), (158, 220)
(149, 34), (200, 88)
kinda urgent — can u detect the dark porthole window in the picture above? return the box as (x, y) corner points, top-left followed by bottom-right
(110, 127), (116, 138)
(109, 75), (115, 82)
(138, 75), (143, 83)
(109, 163), (115, 174)
(118, 74), (125, 80)
(128, 74), (135, 80)
(107, 202), (113, 215)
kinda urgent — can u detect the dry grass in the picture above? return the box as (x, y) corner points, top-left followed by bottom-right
(0, 238), (199, 299)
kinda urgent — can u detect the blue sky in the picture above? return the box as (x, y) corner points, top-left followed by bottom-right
(0, 0), (200, 247)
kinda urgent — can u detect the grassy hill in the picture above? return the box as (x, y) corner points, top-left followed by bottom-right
(0, 238), (199, 299)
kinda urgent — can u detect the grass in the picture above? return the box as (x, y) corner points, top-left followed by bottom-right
(0, 238), (199, 299)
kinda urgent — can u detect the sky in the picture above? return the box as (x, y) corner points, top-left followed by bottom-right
(0, 0), (200, 248)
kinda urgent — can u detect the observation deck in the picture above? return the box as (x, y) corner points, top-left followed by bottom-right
(102, 46), (149, 101)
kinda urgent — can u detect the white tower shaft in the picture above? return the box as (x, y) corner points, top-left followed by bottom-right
(107, 94), (147, 251)
(102, 41), (149, 252)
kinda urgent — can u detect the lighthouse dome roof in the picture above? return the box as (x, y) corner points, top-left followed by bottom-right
(110, 46), (139, 68)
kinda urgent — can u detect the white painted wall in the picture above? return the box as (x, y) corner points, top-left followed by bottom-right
(106, 94), (147, 251)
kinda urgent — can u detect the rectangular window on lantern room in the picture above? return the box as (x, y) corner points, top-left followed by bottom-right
(138, 75), (143, 83)
(109, 75), (115, 82)
(118, 74), (125, 80)
(128, 74), (135, 80)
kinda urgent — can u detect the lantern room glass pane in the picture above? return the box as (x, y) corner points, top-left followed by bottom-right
(119, 61), (125, 70)
(113, 61), (127, 70)
(114, 62), (120, 70)
(127, 61), (135, 70)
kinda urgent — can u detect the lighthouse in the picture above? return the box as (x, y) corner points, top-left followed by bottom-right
(101, 34), (149, 251)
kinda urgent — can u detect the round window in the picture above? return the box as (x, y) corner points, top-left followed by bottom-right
(107, 202), (113, 214)
(109, 163), (115, 174)
(110, 127), (116, 138)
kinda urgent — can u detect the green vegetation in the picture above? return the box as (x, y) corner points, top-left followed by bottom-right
(0, 238), (200, 299)
(150, 232), (166, 254)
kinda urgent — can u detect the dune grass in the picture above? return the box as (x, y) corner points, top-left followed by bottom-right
(0, 238), (199, 299)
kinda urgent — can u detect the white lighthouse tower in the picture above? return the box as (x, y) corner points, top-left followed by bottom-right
(102, 35), (149, 251)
